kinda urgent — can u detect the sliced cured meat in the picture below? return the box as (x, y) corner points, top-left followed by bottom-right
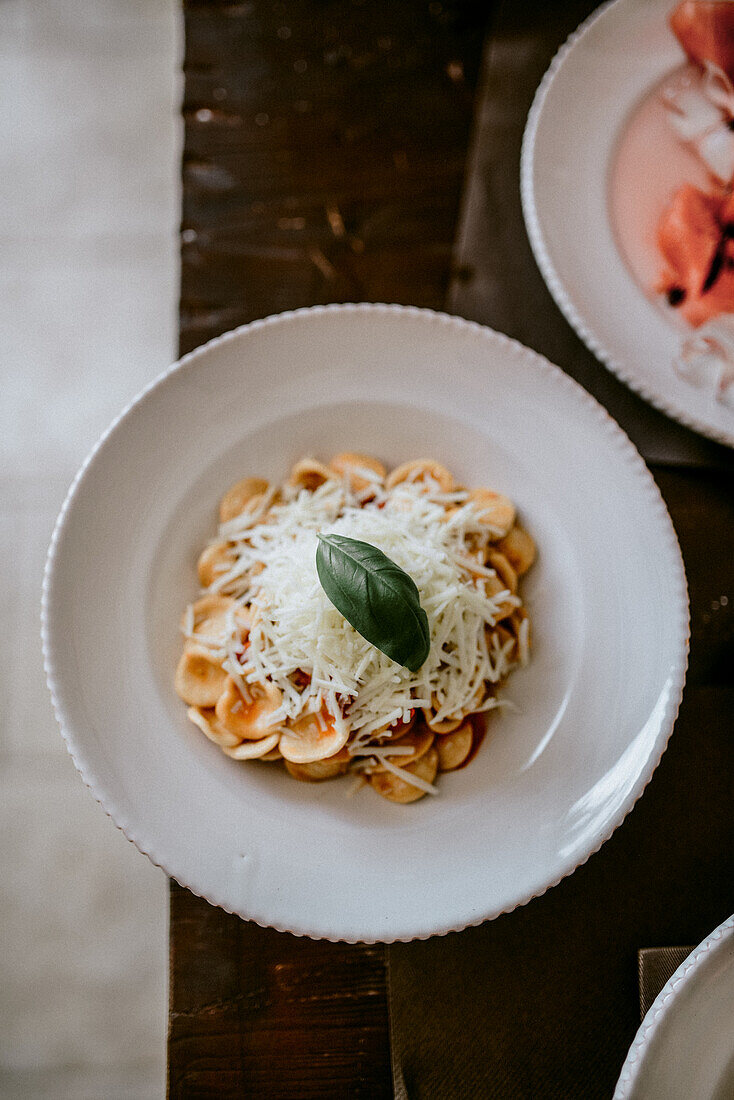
(657, 183), (734, 325)
(671, 1), (734, 82)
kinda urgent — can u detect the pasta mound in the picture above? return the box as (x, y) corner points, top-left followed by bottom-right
(174, 453), (536, 803)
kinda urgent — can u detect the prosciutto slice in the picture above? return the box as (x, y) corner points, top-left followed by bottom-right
(657, 184), (734, 326)
(671, 1), (734, 82)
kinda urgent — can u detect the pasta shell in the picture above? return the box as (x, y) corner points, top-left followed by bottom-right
(194, 597), (239, 642)
(496, 525), (536, 576)
(182, 594), (236, 631)
(182, 596), (250, 649)
(219, 477), (269, 523)
(186, 706), (241, 748)
(493, 623), (516, 651)
(467, 488), (516, 538)
(279, 710), (349, 763)
(329, 452), (386, 492)
(370, 747), (439, 803)
(375, 724), (434, 768)
(422, 699), (463, 735)
(191, 616), (228, 646)
(483, 573), (517, 622)
(289, 458), (333, 491)
(175, 645), (229, 707)
(236, 492), (277, 525)
(222, 731), (281, 759)
(197, 542), (236, 587)
(215, 677), (283, 741)
(436, 722), (473, 771)
(284, 750), (350, 782)
(385, 459), (454, 492)
(486, 550), (518, 594)
(259, 746), (283, 762)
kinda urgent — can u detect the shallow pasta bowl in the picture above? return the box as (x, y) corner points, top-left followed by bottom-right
(42, 305), (688, 943)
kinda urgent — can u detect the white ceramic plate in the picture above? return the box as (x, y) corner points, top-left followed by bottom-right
(42, 305), (688, 943)
(615, 914), (734, 1099)
(522, 0), (734, 449)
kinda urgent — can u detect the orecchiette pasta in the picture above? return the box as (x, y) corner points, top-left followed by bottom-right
(175, 646), (229, 707)
(369, 747), (441, 804)
(175, 455), (536, 802)
(466, 488), (516, 538)
(215, 677), (282, 741)
(288, 458), (333, 492)
(197, 542), (235, 587)
(435, 721), (473, 771)
(329, 451), (387, 493)
(496, 524), (536, 576)
(218, 477), (270, 523)
(279, 709), (349, 764)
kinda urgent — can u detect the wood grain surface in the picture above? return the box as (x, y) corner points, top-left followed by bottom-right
(168, 898), (392, 1097)
(170, 2), (733, 1097)
(179, 0), (487, 357)
(171, 1), (487, 1096)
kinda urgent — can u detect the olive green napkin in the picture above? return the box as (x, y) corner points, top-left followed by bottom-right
(388, 943), (694, 1099)
(638, 946), (693, 1019)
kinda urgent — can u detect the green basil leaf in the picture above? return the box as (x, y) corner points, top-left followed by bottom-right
(316, 533), (431, 672)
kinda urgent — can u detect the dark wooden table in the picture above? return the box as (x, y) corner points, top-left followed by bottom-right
(169, 3), (733, 1096)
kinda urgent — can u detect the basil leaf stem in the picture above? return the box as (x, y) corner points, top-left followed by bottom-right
(316, 533), (430, 672)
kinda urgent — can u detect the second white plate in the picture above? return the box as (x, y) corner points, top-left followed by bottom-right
(522, 0), (734, 448)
